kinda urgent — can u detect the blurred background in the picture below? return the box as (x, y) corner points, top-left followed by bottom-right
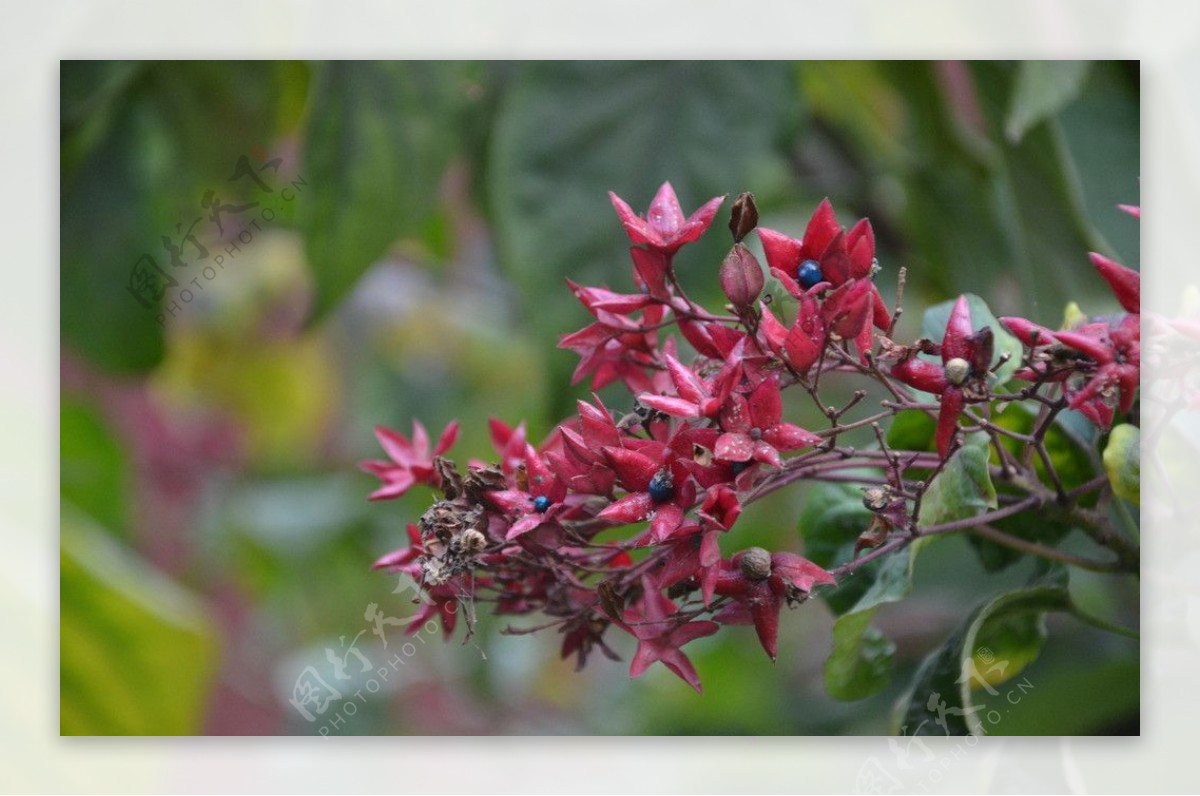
(59, 60), (1139, 735)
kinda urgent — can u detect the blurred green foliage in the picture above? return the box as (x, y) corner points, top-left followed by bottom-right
(59, 60), (1138, 735)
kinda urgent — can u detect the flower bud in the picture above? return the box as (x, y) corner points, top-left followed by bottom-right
(728, 191), (759, 243)
(967, 327), (994, 377)
(944, 357), (970, 386)
(720, 244), (764, 309)
(739, 546), (773, 581)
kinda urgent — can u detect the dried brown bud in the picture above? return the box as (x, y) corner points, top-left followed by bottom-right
(728, 191), (759, 242)
(597, 579), (625, 621)
(862, 485), (891, 512)
(719, 244), (765, 309)
(458, 528), (487, 554)
(739, 546), (773, 581)
(434, 456), (463, 499)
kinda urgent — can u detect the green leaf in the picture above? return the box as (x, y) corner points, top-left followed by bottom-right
(826, 612), (896, 701)
(61, 90), (171, 372)
(918, 438), (998, 527)
(921, 292), (1023, 386)
(798, 482), (874, 615)
(1006, 61), (1091, 144)
(895, 577), (1070, 736)
(61, 509), (218, 734)
(970, 404), (1100, 572)
(60, 400), (130, 538)
(489, 61), (801, 412)
(61, 62), (289, 373)
(799, 483), (927, 701)
(823, 546), (928, 701)
(1103, 424), (1140, 506)
(886, 409), (936, 453)
(297, 62), (468, 319)
(1058, 62), (1140, 269)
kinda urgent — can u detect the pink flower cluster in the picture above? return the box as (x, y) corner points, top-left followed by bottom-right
(361, 184), (1140, 693)
(1000, 206), (1141, 429)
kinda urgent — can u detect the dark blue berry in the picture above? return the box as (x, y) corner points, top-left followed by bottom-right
(648, 468), (675, 503)
(730, 460), (750, 475)
(533, 495), (551, 512)
(797, 259), (824, 289)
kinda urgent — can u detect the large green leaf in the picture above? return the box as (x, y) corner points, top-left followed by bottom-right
(800, 483), (930, 701)
(895, 575), (1069, 736)
(1057, 61), (1140, 269)
(918, 438), (998, 527)
(61, 62), (291, 373)
(489, 61), (801, 410)
(1005, 61), (1091, 143)
(297, 62), (468, 319)
(60, 510), (218, 735)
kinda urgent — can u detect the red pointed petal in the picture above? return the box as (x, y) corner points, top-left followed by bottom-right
(578, 398), (620, 448)
(630, 246), (671, 300)
(942, 295), (974, 361)
(764, 423), (820, 452)
(434, 421), (460, 456)
(714, 432), (753, 462)
(752, 441), (783, 468)
(664, 353), (706, 404)
(750, 597), (781, 661)
(783, 319), (822, 373)
(805, 198), (841, 260)
(890, 357), (948, 394)
(870, 286), (891, 331)
(602, 447), (660, 491)
(599, 491), (655, 524)
(647, 181), (685, 238)
(374, 425), (414, 466)
(673, 194), (726, 247)
(936, 386), (965, 458)
(748, 375), (783, 427)
(756, 226), (805, 274)
(1089, 252), (1140, 313)
(371, 547), (414, 571)
(411, 420), (431, 458)
(649, 503), (685, 543)
(367, 473), (415, 501)
(609, 190), (654, 246)
(847, 218), (875, 279)
(1000, 316), (1058, 347)
(757, 302), (789, 351)
(820, 230), (851, 285)
(1054, 329), (1114, 362)
(771, 552), (836, 591)
(638, 394), (701, 418)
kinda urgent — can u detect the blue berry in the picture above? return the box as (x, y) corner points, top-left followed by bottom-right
(648, 468), (675, 503)
(730, 460), (750, 475)
(533, 495), (551, 512)
(797, 259), (824, 289)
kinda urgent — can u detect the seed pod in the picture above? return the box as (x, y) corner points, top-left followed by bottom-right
(739, 547), (773, 581)
(728, 191), (759, 242)
(862, 485), (890, 512)
(720, 244), (765, 309)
